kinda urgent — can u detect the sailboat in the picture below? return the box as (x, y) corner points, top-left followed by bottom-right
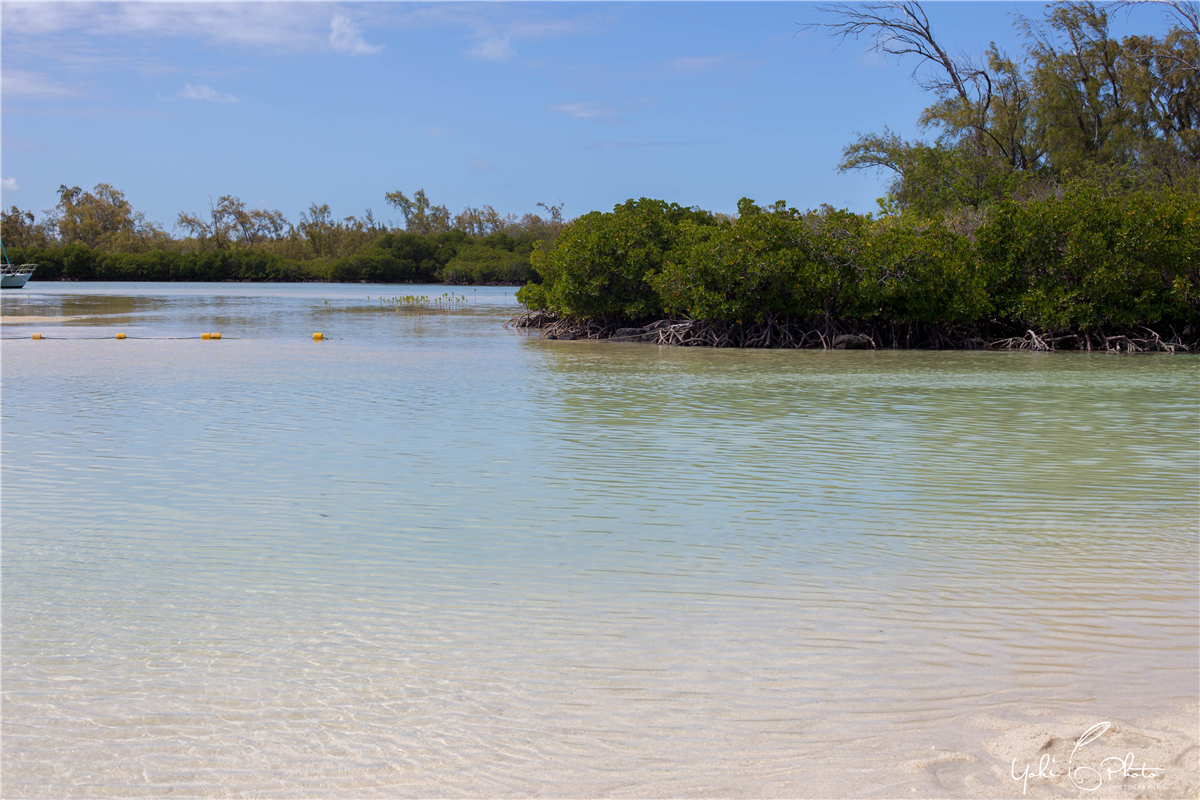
(1, 238), (36, 288)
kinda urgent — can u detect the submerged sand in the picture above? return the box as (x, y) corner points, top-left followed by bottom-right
(0, 315), (92, 324)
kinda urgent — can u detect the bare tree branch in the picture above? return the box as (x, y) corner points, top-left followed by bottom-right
(802, 1), (976, 101)
(802, 1), (999, 152)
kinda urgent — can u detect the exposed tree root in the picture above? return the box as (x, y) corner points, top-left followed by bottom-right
(506, 311), (1196, 353)
(987, 326), (1192, 353)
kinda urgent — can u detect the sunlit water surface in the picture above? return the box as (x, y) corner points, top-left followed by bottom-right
(3, 284), (1197, 797)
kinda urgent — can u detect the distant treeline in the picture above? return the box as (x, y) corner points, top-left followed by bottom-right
(2, 186), (564, 284)
(8, 229), (542, 284)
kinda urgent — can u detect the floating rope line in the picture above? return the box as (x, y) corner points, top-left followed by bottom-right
(3, 333), (339, 341)
(5, 326), (334, 341)
(1, 334), (243, 340)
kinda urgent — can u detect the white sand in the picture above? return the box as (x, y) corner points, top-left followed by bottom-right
(0, 315), (89, 324)
(858, 704), (1200, 798)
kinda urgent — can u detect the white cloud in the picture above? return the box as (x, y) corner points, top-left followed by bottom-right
(2, 69), (78, 99)
(1, 3), (375, 56)
(329, 14), (383, 56)
(468, 158), (496, 173)
(468, 16), (583, 61)
(547, 101), (629, 126)
(468, 36), (513, 62)
(0, 3), (80, 36)
(177, 83), (239, 103)
(2, 178), (20, 192)
(2, 3), (592, 66)
(402, 5), (590, 63)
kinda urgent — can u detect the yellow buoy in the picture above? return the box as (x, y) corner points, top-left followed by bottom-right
(31, 333), (42, 340)
(313, 332), (324, 341)
(201, 333), (211, 340)
(212, 332), (221, 339)
(116, 333), (126, 339)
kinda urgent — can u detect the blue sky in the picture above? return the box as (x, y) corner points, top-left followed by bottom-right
(0, 1), (1179, 232)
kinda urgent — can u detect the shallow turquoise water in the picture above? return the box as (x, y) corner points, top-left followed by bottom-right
(3, 283), (1197, 797)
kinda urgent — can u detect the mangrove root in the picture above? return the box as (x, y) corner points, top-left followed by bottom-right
(506, 311), (1196, 353)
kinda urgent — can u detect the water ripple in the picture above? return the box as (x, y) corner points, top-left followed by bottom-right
(3, 284), (1197, 796)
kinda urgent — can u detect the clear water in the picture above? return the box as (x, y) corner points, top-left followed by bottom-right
(3, 283), (1197, 797)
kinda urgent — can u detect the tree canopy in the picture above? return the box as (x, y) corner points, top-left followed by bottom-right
(812, 0), (1200, 216)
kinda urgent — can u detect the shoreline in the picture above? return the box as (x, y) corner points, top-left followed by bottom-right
(508, 311), (1199, 354)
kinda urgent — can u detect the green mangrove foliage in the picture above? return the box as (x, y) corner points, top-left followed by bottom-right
(651, 200), (897, 327)
(975, 179), (1199, 331)
(441, 244), (531, 285)
(517, 180), (1200, 348)
(521, 197), (989, 329)
(358, 293), (470, 315)
(518, 199), (717, 321)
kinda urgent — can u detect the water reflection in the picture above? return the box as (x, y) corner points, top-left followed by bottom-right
(1, 292), (165, 322)
(528, 341), (1196, 542)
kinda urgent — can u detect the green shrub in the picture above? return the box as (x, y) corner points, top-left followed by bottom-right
(976, 182), (1200, 330)
(652, 199), (803, 322)
(529, 198), (715, 322)
(871, 219), (988, 325)
(441, 243), (532, 283)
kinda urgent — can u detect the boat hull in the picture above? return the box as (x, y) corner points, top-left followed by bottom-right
(1, 265), (36, 289)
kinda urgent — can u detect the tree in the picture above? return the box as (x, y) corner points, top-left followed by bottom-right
(813, 1), (1200, 217)
(1019, 2), (1137, 171)
(525, 198), (714, 322)
(295, 203), (386, 259)
(384, 189), (451, 235)
(454, 204), (515, 236)
(1120, 3), (1200, 168)
(234, 205), (289, 246)
(1120, 0), (1200, 73)
(1, 206), (58, 248)
(807, 1), (1042, 216)
(177, 195), (292, 252)
(297, 203), (333, 257)
(805, 1), (996, 153)
(177, 195), (235, 250)
(56, 183), (169, 253)
(652, 198), (805, 323)
(1018, 1), (1199, 174)
(919, 45), (1046, 170)
(841, 133), (1035, 217)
